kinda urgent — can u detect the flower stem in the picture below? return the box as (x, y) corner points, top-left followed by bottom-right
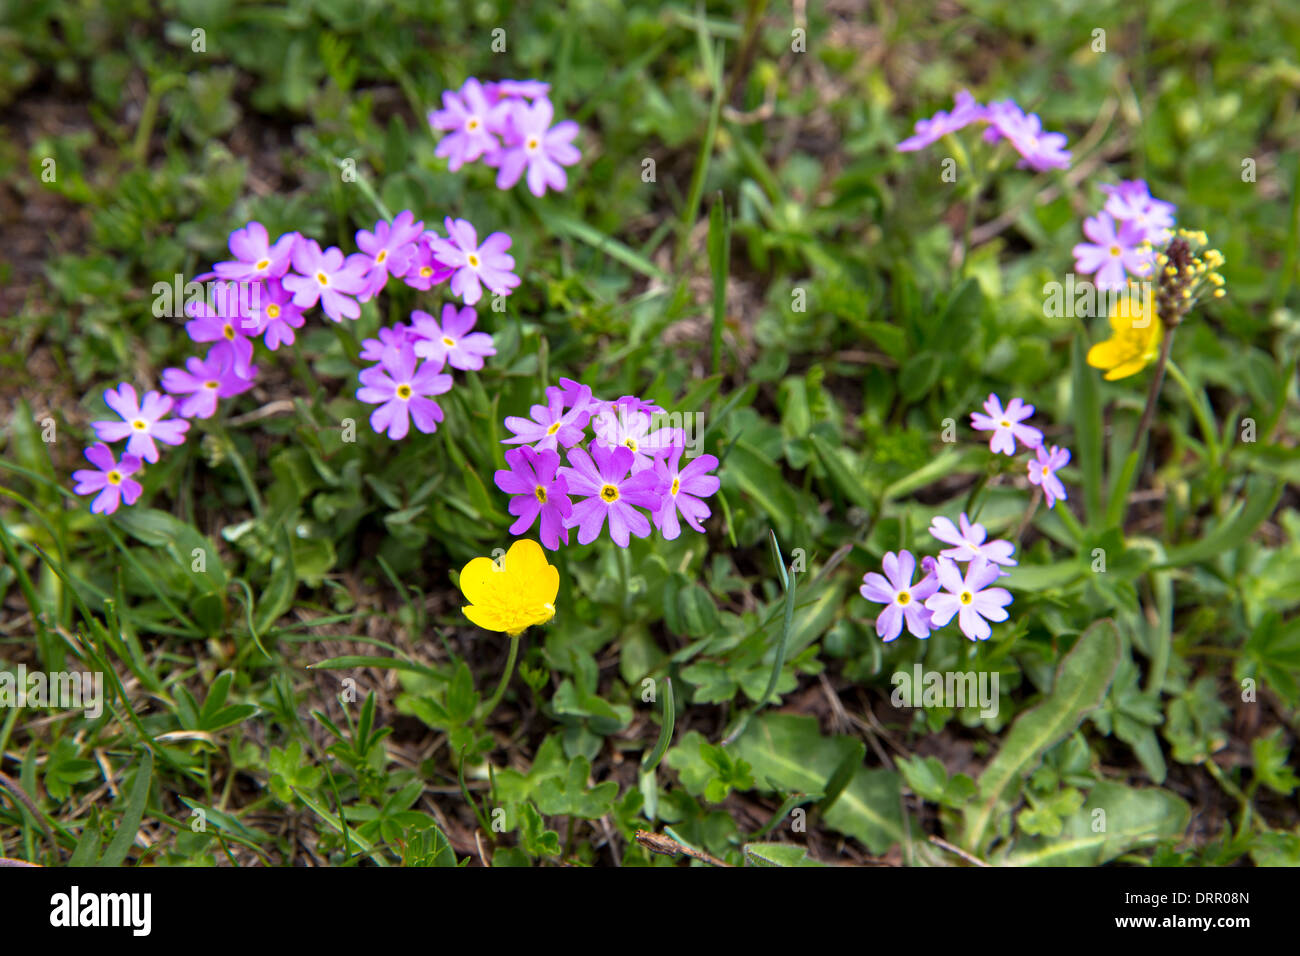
(479, 634), (521, 723)
(1107, 325), (1177, 528)
(1013, 487), (1041, 543)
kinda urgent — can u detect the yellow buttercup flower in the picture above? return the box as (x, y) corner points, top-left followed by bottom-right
(459, 539), (558, 636)
(1086, 291), (1163, 381)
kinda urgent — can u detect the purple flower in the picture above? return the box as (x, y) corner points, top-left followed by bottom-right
(1028, 444), (1070, 509)
(355, 210), (425, 300)
(283, 239), (370, 321)
(489, 97), (580, 196)
(923, 557), (1013, 642)
(427, 218), (521, 307)
(429, 78), (509, 171)
(896, 90), (985, 152)
(1072, 212), (1154, 290)
(970, 393), (1043, 456)
(503, 383), (593, 452)
(183, 284), (259, 377)
(359, 323), (413, 363)
(485, 79), (551, 102)
(859, 550), (941, 641)
(495, 446), (573, 550)
(982, 100), (1071, 171)
(250, 278), (307, 351)
(410, 304), (496, 371)
(560, 444), (663, 547)
(401, 233), (455, 291)
(161, 347), (257, 420)
(650, 446), (719, 540)
(356, 345), (453, 440)
(1100, 180), (1176, 244)
(929, 513), (1017, 567)
(91, 383), (190, 464)
(547, 377), (597, 418)
(72, 442), (143, 515)
(212, 222), (299, 282)
(591, 402), (683, 473)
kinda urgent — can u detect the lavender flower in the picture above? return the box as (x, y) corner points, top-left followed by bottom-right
(650, 446), (719, 540)
(1072, 211), (1154, 290)
(896, 90), (985, 152)
(929, 514), (1017, 567)
(429, 78), (509, 171)
(251, 278), (306, 351)
(982, 100), (1072, 171)
(355, 210), (424, 301)
(923, 557), (1013, 642)
(356, 345), (453, 440)
(489, 97), (580, 197)
(859, 550), (941, 641)
(1101, 180), (1176, 243)
(91, 383), (189, 464)
(212, 222), (299, 282)
(283, 239), (370, 322)
(494, 446), (573, 550)
(427, 218), (521, 306)
(72, 443), (143, 515)
(591, 402), (682, 473)
(560, 444), (663, 547)
(161, 348), (257, 420)
(410, 304), (496, 371)
(970, 393), (1043, 456)
(184, 290), (257, 378)
(1028, 444), (1070, 509)
(359, 323), (413, 364)
(503, 383), (593, 452)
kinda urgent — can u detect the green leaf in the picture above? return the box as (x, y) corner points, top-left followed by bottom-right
(963, 620), (1122, 852)
(743, 842), (827, 867)
(1156, 476), (1282, 567)
(98, 748), (153, 866)
(1005, 782), (1190, 866)
(809, 433), (873, 511)
(1070, 332), (1103, 525)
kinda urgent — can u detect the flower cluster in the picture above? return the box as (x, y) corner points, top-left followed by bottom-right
(73, 209), (518, 512)
(494, 380), (719, 549)
(429, 78), (580, 197)
(971, 392), (1071, 509)
(860, 514), (1016, 642)
(896, 90), (1071, 171)
(1072, 179), (1174, 290)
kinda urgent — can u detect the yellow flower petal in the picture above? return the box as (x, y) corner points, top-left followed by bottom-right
(458, 540), (559, 636)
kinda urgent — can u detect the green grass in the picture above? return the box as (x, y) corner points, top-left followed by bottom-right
(1, 0), (1298, 867)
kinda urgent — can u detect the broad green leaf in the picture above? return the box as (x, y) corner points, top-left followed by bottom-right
(963, 620), (1121, 852)
(743, 842), (827, 867)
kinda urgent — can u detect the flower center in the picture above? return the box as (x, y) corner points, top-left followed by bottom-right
(896, 590), (911, 606)
(467, 117), (481, 131)
(316, 271), (329, 286)
(106, 470), (122, 485)
(267, 303), (281, 319)
(466, 253), (480, 268)
(546, 422), (562, 435)
(999, 419), (1010, 428)
(959, 590), (974, 605)
(255, 258), (270, 271)
(670, 477), (680, 496)
(534, 485), (548, 504)
(132, 419), (147, 431)
(600, 484), (620, 503)
(376, 250), (388, 264)
(223, 323), (236, 340)
(396, 383), (413, 400)
(442, 336), (456, 347)
(624, 438), (638, 452)
(419, 266), (433, 277)
(1109, 245), (1121, 257)
(526, 136), (540, 151)
(204, 380), (219, 390)
(1041, 465), (1050, 476)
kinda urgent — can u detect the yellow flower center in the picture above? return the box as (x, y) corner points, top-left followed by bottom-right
(1042, 465), (1050, 476)
(267, 303), (281, 319)
(255, 258), (270, 271)
(467, 253), (480, 268)
(442, 336), (456, 347)
(959, 591), (974, 605)
(526, 136), (540, 151)
(396, 383), (412, 400)
(132, 419), (147, 431)
(467, 118), (481, 131)
(204, 381), (219, 390)
(376, 250), (388, 263)
(316, 271), (329, 286)
(999, 419), (1010, 428)
(534, 485), (548, 504)
(896, 590), (911, 606)
(624, 438), (638, 452)
(600, 484), (620, 503)
(106, 470), (122, 485)
(1109, 245), (1121, 257)
(419, 266), (433, 278)
(546, 422), (561, 435)
(222, 323), (236, 340)
(670, 477), (680, 496)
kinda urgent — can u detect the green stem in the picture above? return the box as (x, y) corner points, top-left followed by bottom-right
(479, 634), (521, 722)
(212, 420), (265, 519)
(1107, 325), (1177, 528)
(1164, 359), (1223, 508)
